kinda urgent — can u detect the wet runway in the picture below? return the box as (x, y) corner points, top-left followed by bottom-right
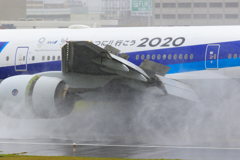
(1, 138), (240, 159)
(2, 82), (240, 160)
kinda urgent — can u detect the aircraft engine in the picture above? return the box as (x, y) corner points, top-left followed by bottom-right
(0, 75), (75, 118)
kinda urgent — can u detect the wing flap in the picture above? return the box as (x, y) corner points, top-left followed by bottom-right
(156, 74), (193, 92)
(140, 59), (171, 76)
(109, 53), (150, 79)
(156, 74), (199, 102)
(104, 44), (120, 55)
(118, 53), (130, 60)
(164, 84), (199, 102)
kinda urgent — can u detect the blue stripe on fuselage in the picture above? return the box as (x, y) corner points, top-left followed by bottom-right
(0, 61), (61, 79)
(168, 58), (240, 74)
(127, 40), (240, 73)
(1, 40), (240, 79)
(0, 42), (9, 53)
(127, 40), (240, 66)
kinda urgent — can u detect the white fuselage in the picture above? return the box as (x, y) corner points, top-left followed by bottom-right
(0, 26), (240, 80)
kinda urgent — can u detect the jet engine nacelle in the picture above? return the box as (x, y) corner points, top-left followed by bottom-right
(0, 75), (75, 118)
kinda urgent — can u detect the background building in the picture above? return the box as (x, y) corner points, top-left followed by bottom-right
(153, 0), (240, 26)
(0, 0), (26, 21)
(102, 0), (131, 19)
(26, 0), (44, 9)
(3, 0), (240, 28)
(101, 0), (148, 26)
(26, 0), (99, 21)
(0, 0), (117, 29)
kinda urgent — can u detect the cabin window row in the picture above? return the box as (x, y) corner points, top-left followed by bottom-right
(42, 56), (61, 61)
(228, 54), (239, 59)
(136, 54), (194, 61)
(5, 56), (61, 61)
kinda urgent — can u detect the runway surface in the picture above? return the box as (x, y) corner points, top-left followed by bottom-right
(2, 82), (240, 160)
(1, 138), (240, 159)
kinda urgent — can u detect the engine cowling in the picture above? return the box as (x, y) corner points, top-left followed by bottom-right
(0, 75), (75, 118)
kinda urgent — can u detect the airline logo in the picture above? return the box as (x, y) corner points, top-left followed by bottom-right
(12, 89), (18, 96)
(0, 42), (9, 53)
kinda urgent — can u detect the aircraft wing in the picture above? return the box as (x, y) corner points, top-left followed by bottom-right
(61, 41), (199, 102)
(0, 41), (199, 119)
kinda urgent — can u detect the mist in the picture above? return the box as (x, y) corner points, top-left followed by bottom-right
(2, 0), (240, 150)
(1, 78), (240, 147)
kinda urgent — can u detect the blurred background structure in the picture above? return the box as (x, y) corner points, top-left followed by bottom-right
(0, 0), (26, 21)
(153, 0), (240, 26)
(1, 0), (240, 28)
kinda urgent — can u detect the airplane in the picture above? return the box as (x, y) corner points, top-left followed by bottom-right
(0, 25), (238, 118)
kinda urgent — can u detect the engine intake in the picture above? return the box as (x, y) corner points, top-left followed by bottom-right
(0, 75), (75, 118)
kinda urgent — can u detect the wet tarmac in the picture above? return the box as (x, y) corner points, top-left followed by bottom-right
(2, 84), (240, 160)
(1, 138), (240, 159)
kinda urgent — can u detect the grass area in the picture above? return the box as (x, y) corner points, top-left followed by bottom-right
(0, 154), (181, 160)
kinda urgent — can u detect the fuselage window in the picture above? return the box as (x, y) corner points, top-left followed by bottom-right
(173, 54), (177, 60)
(234, 54), (237, 59)
(228, 54), (232, 59)
(168, 54), (172, 60)
(57, 56), (61, 60)
(32, 56), (35, 61)
(6, 56), (9, 61)
(190, 54), (193, 60)
(147, 54), (150, 60)
(152, 54), (156, 60)
(163, 54), (166, 60)
(23, 56), (25, 61)
(42, 56), (45, 61)
(52, 56), (55, 61)
(179, 54), (183, 60)
(47, 56), (50, 61)
(141, 54), (145, 60)
(157, 54), (161, 60)
(136, 54), (139, 60)
(184, 54), (188, 60)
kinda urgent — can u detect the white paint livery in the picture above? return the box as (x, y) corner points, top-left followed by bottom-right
(0, 26), (239, 118)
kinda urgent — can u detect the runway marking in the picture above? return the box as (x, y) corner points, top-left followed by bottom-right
(0, 141), (240, 150)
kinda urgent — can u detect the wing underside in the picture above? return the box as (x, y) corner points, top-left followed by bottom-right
(61, 41), (199, 102)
